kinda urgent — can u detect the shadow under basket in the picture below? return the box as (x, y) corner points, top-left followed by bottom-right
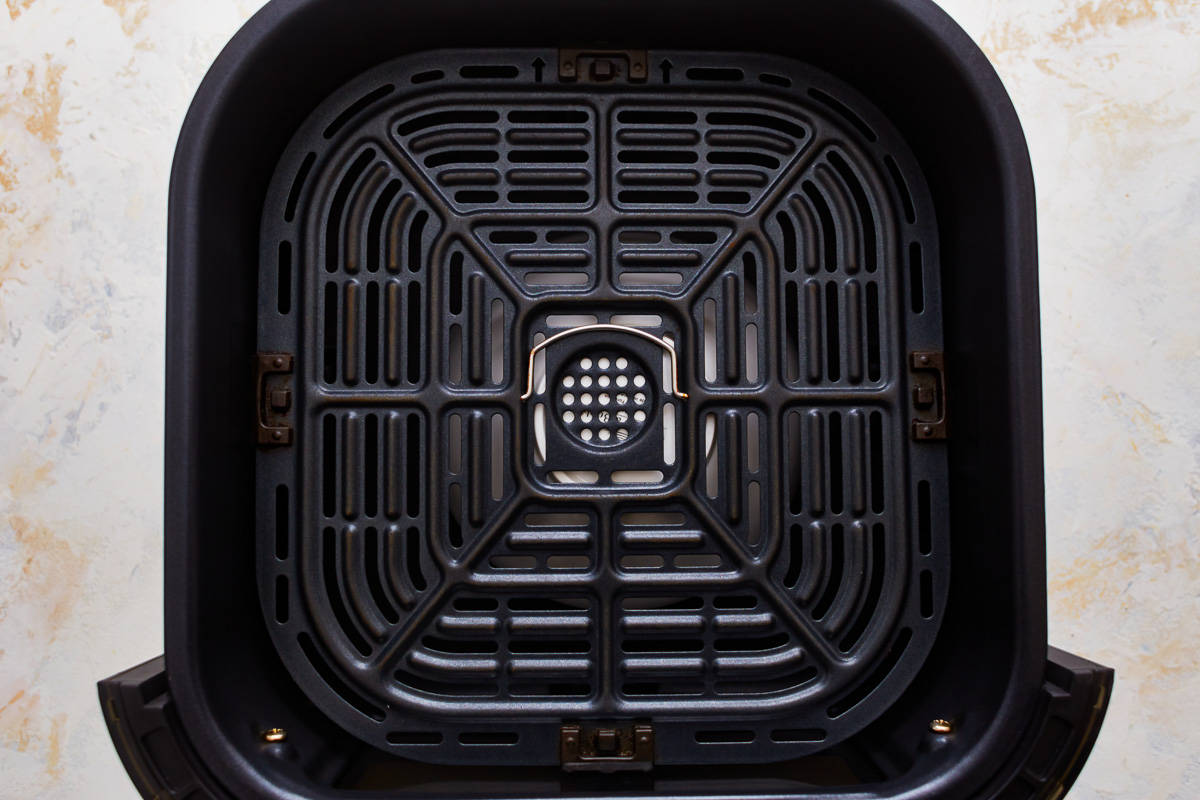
(100, 0), (1112, 798)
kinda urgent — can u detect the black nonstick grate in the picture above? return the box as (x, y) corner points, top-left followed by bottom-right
(256, 48), (949, 767)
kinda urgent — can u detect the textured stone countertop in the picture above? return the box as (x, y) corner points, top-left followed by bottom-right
(1, 1), (1197, 797)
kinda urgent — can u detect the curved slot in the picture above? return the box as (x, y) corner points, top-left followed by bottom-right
(708, 151), (780, 169)
(811, 524), (844, 621)
(299, 633), (385, 720)
(828, 151), (878, 274)
(397, 109), (499, 136)
(284, 152), (316, 223)
(776, 212), (797, 273)
(423, 637), (498, 655)
(707, 111), (805, 139)
(364, 527), (399, 625)
(406, 527), (427, 591)
(325, 149), (375, 273)
(394, 668), (496, 697)
(424, 150), (500, 168)
(840, 524), (885, 651)
(783, 525), (803, 588)
(885, 154), (916, 223)
(323, 527), (372, 656)
(827, 629), (911, 718)
(714, 632), (790, 652)
(324, 85), (395, 139)
(808, 88), (877, 142)
(801, 182), (837, 273)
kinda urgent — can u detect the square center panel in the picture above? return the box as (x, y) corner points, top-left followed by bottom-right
(523, 308), (686, 489)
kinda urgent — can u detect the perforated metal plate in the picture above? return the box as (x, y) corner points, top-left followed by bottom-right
(256, 49), (950, 766)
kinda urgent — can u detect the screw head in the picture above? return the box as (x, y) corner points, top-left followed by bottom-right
(929, 719), (953, 735)
(273, 357), (284, 368)
(272, 430), (283, 440)
(918, 355), (930, 366)
(262, 727), (288, 743)
(922, 425), (933, 436)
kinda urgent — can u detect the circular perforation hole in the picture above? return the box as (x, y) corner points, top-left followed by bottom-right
(555, 347), (655, 448)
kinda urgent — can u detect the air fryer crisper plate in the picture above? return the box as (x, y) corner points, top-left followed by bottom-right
(256, 48), (949, 766)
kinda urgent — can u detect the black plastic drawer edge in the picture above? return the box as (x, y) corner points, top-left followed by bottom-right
(982, 647), (1113, 800)
(98, 656), (228, 800)
(99, 649), (1111, 800)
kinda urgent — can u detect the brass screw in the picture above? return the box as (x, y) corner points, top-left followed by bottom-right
(929, 719), (953, 735)
(262, 728), (288, 743)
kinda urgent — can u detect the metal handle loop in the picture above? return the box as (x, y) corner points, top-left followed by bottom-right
(520, 323), (688, 401)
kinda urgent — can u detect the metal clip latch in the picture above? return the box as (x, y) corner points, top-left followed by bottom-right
(560, 723), (654, 772)
(521, 323), (687, 401)
(256, 353), (294, 446)
(910, 351), (948, 441)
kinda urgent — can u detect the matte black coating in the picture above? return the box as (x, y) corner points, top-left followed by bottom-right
(256, 48), (949, 764)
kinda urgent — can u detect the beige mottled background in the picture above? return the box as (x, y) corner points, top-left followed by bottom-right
(1, 1), (1197, 797)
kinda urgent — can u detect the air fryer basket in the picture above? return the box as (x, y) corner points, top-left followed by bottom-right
(101, 1), (1112, 798)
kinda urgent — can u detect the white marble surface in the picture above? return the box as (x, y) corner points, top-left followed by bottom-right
(0, 1), (1196, 797)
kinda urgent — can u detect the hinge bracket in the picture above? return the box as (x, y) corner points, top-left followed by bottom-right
(910, 351), (948, 441)
(256, 353), (294, 446)
(558, 48), (648, 83)
(560, 723), (654, 772)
